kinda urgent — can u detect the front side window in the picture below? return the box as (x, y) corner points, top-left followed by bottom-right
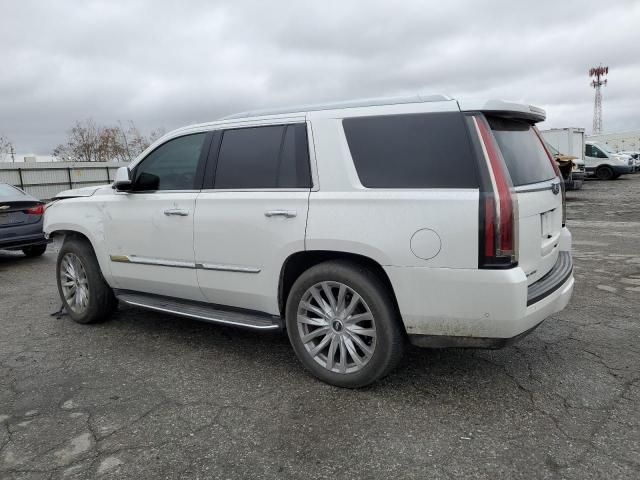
(586, 145), (606, 158)
(214, 124), (311, 189)
(594, 147), (607, 158)
(133, 133), (206, 191)
(585, 144), (594, 157)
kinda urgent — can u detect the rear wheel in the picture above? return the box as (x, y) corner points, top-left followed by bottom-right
(595, 166), (614, 180)
(56, 237), (117, 324)
(22, 244), (47, 257)
(285, 260), (405, 388)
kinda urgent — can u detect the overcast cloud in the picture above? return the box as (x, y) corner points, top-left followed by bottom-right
(1, 0), (639, 155)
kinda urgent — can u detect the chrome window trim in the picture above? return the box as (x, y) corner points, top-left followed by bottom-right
(199, 188), (310, 193)
(124, 189), (201, 195)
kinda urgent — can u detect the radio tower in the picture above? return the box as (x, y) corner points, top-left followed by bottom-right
(590, 65), (608, 134)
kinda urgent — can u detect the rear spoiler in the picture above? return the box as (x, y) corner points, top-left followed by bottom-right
(456, 99), (546, 123)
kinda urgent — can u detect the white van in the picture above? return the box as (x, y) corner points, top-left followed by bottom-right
(585, 141), (633, 179)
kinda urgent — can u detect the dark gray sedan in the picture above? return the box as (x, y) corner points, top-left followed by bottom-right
(0, 183), (49, 256)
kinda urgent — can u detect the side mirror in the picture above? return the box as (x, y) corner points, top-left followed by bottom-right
(113, 167), (132, 192)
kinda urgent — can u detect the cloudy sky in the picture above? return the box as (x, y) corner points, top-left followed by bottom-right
(1, 0), (639, 155)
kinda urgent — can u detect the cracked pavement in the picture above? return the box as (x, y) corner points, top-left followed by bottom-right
(1, 175), (639, 479)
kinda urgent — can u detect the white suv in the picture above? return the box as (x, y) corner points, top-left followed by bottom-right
(44, 95), (574, 387)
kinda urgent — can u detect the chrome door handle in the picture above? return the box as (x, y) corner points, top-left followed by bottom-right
(163, 208), (189, 216)
(265, 210), (297, 218)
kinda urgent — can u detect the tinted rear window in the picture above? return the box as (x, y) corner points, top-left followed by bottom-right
(342, 112), (478, 188)
(0, 184), (23, 198)
(487, 117), (556, 186)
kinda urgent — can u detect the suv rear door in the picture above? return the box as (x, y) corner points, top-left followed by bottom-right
(486, 116), (563, 284)
(193, 121), (312, 315)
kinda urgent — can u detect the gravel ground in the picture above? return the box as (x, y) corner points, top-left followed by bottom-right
(1, 175), (639, 479)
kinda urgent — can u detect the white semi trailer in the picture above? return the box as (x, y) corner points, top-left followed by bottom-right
(542, 128), (586, 160)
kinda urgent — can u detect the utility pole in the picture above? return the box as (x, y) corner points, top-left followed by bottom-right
(10, 144), (15, 163)
(589, 65), (608, 135)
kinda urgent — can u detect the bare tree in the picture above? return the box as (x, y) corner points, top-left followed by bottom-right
(117, 121), (165, 161)
(0, 134), (15, 162)
(53, 119), (165, 162)
(53, 119), (102, 162)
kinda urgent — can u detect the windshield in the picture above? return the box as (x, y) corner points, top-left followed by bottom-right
(598, 143), (616, 154)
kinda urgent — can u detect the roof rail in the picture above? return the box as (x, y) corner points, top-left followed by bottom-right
(220, 93), (453, 120)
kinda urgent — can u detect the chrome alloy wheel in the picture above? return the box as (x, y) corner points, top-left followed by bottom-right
(297, 281), (376, 374)
(59, 253), (90, 314)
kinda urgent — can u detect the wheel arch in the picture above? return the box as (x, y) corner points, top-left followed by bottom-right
(278, 250), (404, 330)
(48, 227), (113, 284)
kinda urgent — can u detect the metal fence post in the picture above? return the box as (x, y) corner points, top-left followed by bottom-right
(67, 167), (72, 189)
(18, 168), (24, 189)
(106, 166), (111, 182)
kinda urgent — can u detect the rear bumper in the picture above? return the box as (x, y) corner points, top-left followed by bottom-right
(613, 165), (632, 175)
(0, 233), (49, 250)
(385, 243), (574, 346)
(565, 172), (584, 190)
(527, 251), (572, 305)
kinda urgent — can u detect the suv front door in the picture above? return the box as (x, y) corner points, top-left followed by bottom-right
(104, 132), (211, 301)
(194, 122), (312, 315)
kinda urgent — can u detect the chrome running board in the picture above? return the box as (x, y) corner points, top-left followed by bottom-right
(114, 290), (282, 331)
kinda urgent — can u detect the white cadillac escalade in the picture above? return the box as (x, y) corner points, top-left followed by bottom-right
(44, 95), (574, 387)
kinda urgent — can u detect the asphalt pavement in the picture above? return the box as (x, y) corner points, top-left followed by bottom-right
(1, 175), (639, 479)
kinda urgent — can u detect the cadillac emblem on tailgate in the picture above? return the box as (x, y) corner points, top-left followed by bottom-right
(551, 183), (560, 195)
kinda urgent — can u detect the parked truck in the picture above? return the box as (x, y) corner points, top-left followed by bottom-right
(541, 127), (586, 189)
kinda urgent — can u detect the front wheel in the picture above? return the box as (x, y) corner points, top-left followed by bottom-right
(595, 166), (614, 180)
(285, 260), (405, 388)
(56, 237), (117, 324)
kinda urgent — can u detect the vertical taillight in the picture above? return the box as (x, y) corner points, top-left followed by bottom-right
(471, 115), (518, 268)
(533, 127), (566, 227)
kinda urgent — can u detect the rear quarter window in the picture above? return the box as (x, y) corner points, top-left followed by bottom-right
(487, 116), (556, 187)
(342, 112), (479, 188)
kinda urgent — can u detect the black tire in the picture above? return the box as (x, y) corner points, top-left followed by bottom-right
(22, 244), (47, 257)
(285, 260), (405, 388)
(56, 236), (117, 324)
(595, 166), (614, 180)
